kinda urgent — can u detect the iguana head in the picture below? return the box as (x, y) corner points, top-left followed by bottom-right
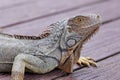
(56, 14), (101, 73)
(66, 14), (101, 48)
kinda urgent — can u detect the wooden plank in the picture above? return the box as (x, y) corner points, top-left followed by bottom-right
(0, 0), (101, 27)
(2, 0), (119, 35)
(1, 0), (120, 80)
(81, 19), (120, 60)
(0, 70), (68, 80)
(25, 70), (76, 80)
(0, 0), (119, 79)
(0, 0), (36, 9)
(59, 53), (120, 80)
(1, 7), (120, 80)
(4, 51), (120, 80)
(0, 74), (10, 80)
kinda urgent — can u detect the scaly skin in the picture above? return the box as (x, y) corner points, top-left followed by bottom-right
(0, 14), (101, 80)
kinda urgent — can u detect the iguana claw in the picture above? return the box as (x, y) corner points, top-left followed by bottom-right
(77, 57), (97, 67)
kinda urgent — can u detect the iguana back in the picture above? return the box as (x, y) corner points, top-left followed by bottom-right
(0, 21), (66, 72)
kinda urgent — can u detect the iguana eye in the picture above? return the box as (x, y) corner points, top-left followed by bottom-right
(74, 17), (82, 23)
(78, 18), (82, 21)
(66, 38), (76, 47)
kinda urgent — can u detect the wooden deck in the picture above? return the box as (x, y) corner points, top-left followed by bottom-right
(0, 0), (120, 80)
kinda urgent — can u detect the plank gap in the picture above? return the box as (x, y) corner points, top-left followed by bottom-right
(53, 51), (120, 80)
(74, 51), (120, 72)
(102, 16), (120, 25)
(1, 0), (107, 29)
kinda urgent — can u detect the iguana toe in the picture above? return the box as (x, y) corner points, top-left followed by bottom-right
(77, 57), (97, 67)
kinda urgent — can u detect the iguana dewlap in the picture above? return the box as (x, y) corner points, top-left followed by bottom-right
(0, 14), (101, 80)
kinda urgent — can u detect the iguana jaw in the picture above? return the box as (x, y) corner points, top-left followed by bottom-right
(79, 14), (101, 43)
(81, 24), (100, 44)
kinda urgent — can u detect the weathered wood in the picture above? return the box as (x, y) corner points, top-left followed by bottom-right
(58, 53), (120, 80)
(0, 0), (101, 27)
(0, 74), (10, 80)
(1, 7), (120, 80)
(0, 0), (35, 9)
(2, 0), (119, 35)
(81, 19), (120, 60)
(24, 70), (66, 80)
(0, 0), (120, 80)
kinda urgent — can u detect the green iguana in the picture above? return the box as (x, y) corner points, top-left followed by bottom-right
(0, 14), (101, 80)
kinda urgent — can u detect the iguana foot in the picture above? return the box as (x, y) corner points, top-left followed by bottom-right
(11, 71), (24, 80)
(77, 57), (97, 67)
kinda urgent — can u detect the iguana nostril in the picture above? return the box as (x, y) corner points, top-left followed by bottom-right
(97, 15), (100, 19)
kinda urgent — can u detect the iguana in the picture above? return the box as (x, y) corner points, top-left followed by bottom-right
(0, 14), (101, 80)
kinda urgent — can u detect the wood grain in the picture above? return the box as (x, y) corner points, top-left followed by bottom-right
(59, 53), (120, 80)
(1, 5), (120, 80)
(81, 19), (120, 60)
(0, 0), (101, 27)
(0, 0), (36, 9)
(0, 0), (120, 80)
(2, 0), (119, 35)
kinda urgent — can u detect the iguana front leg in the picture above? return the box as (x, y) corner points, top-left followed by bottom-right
(77, 57), (97, 67)
(11, 54), (59, 80)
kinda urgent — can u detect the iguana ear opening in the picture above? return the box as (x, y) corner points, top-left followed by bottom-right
(66, 38), (76, 48)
